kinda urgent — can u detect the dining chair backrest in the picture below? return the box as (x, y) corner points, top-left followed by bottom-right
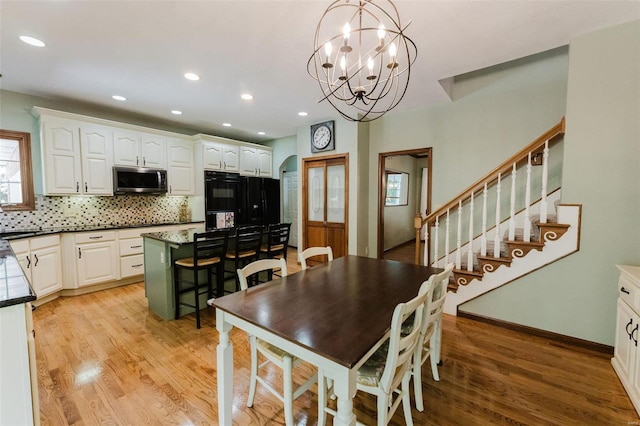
(430, 263), (454, 320)
(379, 281), (431, 396)
(235, 225), (264, 255)
(299, 246), (333, 270)
(193, 229), (230, 264)
(262, 223), (291, 259)
(237, 258), (288, 291)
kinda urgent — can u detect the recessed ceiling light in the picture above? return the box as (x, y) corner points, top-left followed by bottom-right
(222, 123), (232, 127)
(258, 131), (266, 136)
(19, 35), (45, 47)
(112, 95), (127, 101)
(298, 111), (308, 116)
(171, 110), (183, 115)
(184, 73), (200, 81)
(241, 93), (253, 101)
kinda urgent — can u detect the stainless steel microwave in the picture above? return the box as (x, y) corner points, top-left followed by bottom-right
(113, 166), (167, 194)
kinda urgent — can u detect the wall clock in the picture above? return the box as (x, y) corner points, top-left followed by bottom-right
(310, 120), (335, 153)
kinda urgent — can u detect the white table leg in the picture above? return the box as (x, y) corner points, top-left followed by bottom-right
(331, 367), (357, 426)
(216, 309), (234, 426)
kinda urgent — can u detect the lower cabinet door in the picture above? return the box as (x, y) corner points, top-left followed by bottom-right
(30, 246), (63, 297)
(76, 241), (118, 286)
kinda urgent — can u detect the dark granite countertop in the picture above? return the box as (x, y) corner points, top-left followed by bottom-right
(141, 229), (200, 245)
(0, 221), (204, 241)
(0, 239), (37, 308)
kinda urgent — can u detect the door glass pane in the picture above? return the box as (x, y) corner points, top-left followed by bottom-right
(327, 164), (345, 223)
(308, 167), (324, 222)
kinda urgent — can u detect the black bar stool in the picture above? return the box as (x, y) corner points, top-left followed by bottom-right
(224, 225), (263, 291)
(174, 229), (229, 329)
(260, 223), (291, 280)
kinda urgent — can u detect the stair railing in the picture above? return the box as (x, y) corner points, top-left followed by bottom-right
(414, 118), (566, 266)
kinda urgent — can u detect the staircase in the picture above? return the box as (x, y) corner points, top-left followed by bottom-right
(414, 118), (582, 315)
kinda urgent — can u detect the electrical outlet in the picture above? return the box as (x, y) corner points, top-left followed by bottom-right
(63, 202), (76, 217)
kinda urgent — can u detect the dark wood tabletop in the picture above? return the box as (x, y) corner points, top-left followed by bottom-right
(212, 255), (441, 368)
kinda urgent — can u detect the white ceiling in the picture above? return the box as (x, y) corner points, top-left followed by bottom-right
(1, 1), (638, 143)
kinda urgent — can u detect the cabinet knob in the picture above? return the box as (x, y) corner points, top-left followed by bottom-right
(621, 287), (630, 295)
(78, 248), (82, 259)
(26, 255), (31, 268)
(34, 254), (39, 267)
(76, 182), (80, 193)
(136, 156), (139, 165)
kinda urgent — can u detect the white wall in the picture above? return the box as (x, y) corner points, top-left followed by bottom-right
(461, 20), (640, 345)
(383, 155), (418, 250)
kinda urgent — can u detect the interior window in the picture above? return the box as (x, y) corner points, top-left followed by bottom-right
(0, 129), (35, 211)
(385, 171), (409, 206)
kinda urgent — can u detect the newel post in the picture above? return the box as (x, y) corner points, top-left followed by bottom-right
(414, 214), (423, 265)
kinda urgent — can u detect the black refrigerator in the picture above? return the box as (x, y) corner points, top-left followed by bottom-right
(238, 176), (281, 227)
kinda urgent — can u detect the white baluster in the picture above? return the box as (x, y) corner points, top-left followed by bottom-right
(423, 223), (429, 266)
(433, 216), (440, 267)
(509, 163), (517, 241)
(481, 183), (487, 257)
(494, 173), (502, 258)
(467, 192), (474, 272)
(456, 200), (462, 270)
(539, 140), (549, 223)
(524, 152), (532, 243)
(445, 209), (450, 265)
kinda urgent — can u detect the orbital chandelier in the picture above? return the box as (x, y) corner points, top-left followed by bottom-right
(307, 0), (417, 122)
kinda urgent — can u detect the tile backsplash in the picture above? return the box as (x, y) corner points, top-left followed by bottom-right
(1, 195), (189, 231)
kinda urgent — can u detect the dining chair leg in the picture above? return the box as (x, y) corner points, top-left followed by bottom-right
(317, 369), (327, 426)
(377, 393), (389, 426)
(401, 372), (414, 426)
(247, 335), (258, 407)
(216, 263), (225, 297)
(413, 348), (425, 412)
(283, 355), (294, 426)
(429, 332), (441, 381)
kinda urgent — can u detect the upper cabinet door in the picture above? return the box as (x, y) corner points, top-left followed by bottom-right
(80, 124), (113, 195)
(257, 149), (272, 177)
(42, 119), (82, 195)
(222, 144), (240, 172)
(239, 146), (258, 176)
(113, 130), (141, 167)
(203, 142), (224, 170)
(167, 138), (194, 195)
(140, 133), (166, 169)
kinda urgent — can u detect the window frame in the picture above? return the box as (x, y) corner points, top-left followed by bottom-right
(384, 170), (409, 207)
(0, 129), (35, 211)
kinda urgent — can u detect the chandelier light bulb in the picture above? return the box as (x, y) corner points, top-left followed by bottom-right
(343, 23), (351, 40)
(377, 23), (386, 41)
(325, 42), (332, 58)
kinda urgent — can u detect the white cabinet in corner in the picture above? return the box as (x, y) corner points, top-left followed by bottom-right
(113, 130), (166, 169)
(75, 231), (119, 287)
(167, 138), (195, 195)
(239, 145), (272, 177)
(612, 265), (640, 416)
(10, 235), (63, 298)
(40, 118), (113, 195)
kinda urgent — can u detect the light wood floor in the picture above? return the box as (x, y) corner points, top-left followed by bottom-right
(33, 249), (638, 425)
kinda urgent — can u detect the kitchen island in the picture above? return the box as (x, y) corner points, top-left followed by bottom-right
(142, 229), (222, 321)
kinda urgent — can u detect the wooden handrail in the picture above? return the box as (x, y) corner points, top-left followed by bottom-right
(421, 118), (565, 228)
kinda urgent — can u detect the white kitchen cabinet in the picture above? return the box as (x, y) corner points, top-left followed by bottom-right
(612, 265), (640, 416)
(113, 130), (166, 169)
(40, 117), (113, 195)
(41, 118), (83, 194)
(167, 138), (195, 195)
(10, 235), (63, 298)
(0, 302), (38, 426)
(80, 124), (113, 195)
(118, 231), (145, 278)
(239, 145), (273, 177)
(203, 141), (240, 172)
(75, 231), (119, 287)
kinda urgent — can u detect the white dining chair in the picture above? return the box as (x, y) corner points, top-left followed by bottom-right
(299, 246), (333, 270)
(317, 277), (433, 426)
(236, 258), (317, 426)
(412, 262), (454, 412)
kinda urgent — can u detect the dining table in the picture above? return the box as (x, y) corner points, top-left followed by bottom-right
(211, 255), (441, 426)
